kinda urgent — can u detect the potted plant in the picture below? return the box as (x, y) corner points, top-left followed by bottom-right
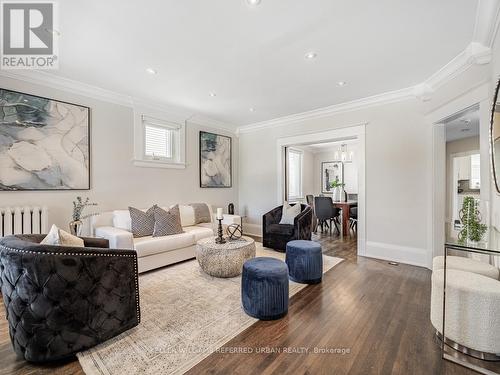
(70, 197), (98, 236)
(458, 196), (487, 243)
(330, 180), (346, 202)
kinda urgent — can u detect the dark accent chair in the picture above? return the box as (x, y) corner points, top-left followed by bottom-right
(314, 196), (340, 234)
(0, 234), (140, 363)
(262, 204), (312, 252)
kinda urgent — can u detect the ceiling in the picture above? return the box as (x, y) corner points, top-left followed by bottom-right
(445, 108), (480, 142)
(53, 0), (477, 127)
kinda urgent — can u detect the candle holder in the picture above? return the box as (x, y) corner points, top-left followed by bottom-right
(215, 218), (226, 244)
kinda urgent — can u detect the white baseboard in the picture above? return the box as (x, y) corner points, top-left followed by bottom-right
(364, 241), (430, 269)
(243, 223), (262, 237)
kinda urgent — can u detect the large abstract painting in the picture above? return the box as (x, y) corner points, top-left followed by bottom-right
(199, 131), (231, 188)
(0, 89), (90, 190)
(321, 161), (343, 194)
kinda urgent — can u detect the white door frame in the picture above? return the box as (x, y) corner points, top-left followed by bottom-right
(427, 83), (491, 265)
(276, 123), (367, 256)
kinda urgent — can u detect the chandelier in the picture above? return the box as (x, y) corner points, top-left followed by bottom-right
(334, 143), (354, 163)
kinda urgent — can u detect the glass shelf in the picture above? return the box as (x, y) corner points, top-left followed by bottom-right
(445, 228), (500, 255)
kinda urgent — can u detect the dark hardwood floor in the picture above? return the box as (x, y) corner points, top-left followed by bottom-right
(0, 231), (492, 375)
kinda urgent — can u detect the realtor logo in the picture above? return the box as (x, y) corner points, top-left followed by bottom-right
(1, 0), (59, 69)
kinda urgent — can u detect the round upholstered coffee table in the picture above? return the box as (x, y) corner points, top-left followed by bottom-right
(196, 236), (256, 278)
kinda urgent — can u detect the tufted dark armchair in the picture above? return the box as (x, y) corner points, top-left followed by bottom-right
(262, 204), (312, 252)
(0, 234), (140, 363)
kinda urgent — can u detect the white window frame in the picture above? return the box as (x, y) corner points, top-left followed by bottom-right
(133, 109), (186, 169)
(287, 148), (303, 202)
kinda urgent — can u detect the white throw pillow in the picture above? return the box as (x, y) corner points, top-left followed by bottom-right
(175, 205), (196, 227)
(279, 202), (301, 225)
(41, 224), (84, 247)
(113, 210), (132, 231)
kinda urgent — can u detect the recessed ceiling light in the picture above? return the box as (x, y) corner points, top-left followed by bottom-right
(305, 52), (317, 60)
(209, 92), (217, 97)
(249, 107), (255, 112)
(337, 81), (347, 87)
(246, 0), (261, 6)
(145, 68), (157, 75)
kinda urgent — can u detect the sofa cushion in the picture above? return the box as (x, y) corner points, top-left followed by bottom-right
(129, 206), (156, 238)
(189, 203), (212, 224)
(133, 232), (196, 257)
(267, 224), (294, 236)
(41, 224), (85, 247)
(197, 222), (214, 230)
(183, 226), (214, 241)
(153, 205), (184, 237)
(176, 205), (196, 227)
(279, 201), (301, 225)
(113, 210), (132, 231)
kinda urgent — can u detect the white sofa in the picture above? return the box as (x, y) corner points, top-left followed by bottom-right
(91, 204), (241, 273)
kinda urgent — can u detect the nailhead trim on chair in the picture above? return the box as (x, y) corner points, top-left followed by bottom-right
(0, 244), (141, 324)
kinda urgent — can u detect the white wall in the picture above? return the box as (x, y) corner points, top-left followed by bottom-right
(0, 76), (239, 231)
(302, 148), (315, 198)
(239, 100), (431, 267)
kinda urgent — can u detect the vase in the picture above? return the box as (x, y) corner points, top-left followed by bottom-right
(333, 187), (341, 202)
(341, 189), (347, 202)
(69, 220), (83, 236)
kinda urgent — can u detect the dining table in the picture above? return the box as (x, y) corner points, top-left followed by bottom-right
(332, 200), (358, 236)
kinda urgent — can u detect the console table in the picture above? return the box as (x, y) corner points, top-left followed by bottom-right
(443, 232), (500, 374)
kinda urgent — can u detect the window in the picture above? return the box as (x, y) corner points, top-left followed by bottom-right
(133, 113), (186, 169)
(145, 124), (173, 159)
(287, 148), (303, 201)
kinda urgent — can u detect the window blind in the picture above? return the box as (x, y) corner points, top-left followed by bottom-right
(145, 124), (172, 158)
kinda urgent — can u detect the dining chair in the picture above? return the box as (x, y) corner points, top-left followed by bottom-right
(314, 196), (340, 235)
(347, 193), (358, 201)
(349, 206), (358, 232)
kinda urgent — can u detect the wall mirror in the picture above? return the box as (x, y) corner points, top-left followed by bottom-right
(491, 79), (500, 193)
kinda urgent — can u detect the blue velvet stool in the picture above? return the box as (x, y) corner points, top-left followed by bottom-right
(285, 240), (323, 284)
(241, 257), (289, 320)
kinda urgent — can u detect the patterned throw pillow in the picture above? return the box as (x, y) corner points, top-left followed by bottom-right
(189, 203), (211, 224)
(153, 205), (184, 237)
(129, 206), (156, 238)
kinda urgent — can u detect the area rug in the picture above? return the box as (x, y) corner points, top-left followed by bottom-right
(78, 244), (343, 375)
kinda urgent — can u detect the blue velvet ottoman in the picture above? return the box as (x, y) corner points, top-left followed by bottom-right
(241, 257), (289, 320)
(285, 240), (323, 284)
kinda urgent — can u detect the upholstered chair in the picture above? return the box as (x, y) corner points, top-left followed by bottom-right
(262, 204), (312, 252)
(0, 234), (140, 362)
(431, 268), (500, 357)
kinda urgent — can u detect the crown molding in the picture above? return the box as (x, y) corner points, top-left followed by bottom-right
(0, 70), (237, 134)
(422, 42), (491, 95)
(237, 86), (415, 134)
(472, 0), (500, 48)
(0, 70), (134, 107)
(237, 42), (492, 134)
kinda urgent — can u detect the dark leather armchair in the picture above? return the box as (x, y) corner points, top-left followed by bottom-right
(262, 204), (312, 252)
(0, 234), (140, 363)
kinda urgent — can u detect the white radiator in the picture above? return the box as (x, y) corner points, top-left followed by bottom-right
(0, 206), (49, 237)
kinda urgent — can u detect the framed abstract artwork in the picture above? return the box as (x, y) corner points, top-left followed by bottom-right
(199, 131), (232, 188)
(321, 161), (343, 194)
(0, 88), (90, 190)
